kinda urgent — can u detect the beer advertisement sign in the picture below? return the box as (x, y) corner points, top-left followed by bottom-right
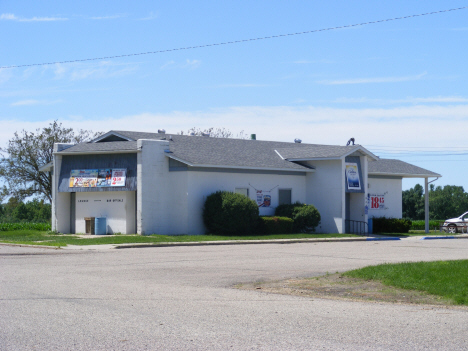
(70, 168), (126, 188)
(345, 163), (361, 190)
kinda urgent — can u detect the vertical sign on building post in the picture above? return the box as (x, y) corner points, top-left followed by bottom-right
(345, 163), (361, 190)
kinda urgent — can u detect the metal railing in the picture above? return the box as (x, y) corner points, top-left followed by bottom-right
(345, 219), (368, 235)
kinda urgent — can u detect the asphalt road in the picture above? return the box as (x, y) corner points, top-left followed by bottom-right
(1, 239), (468, 350)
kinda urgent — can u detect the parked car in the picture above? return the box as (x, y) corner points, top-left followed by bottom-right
(442, 212), (468, 233)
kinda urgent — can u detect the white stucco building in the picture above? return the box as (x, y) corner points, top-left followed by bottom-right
(42, 130), (441, 235)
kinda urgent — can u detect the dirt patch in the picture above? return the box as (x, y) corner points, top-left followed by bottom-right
(237, 273), (467, 308)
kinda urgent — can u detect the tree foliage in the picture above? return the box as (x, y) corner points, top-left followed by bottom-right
(0, 197), (51, 223)
(179, 127), (249, 139)
(402, 183), (468, 220)
(402, 184), (425, 219)
(0, 121), (99, 203)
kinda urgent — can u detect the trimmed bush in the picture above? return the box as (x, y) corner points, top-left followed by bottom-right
(259, 216), (294, 234)
(203, 191), (259, 235)
(275, 202), (321, 232)
(410, 219), (444, 230)
(372, 217), (411, 234)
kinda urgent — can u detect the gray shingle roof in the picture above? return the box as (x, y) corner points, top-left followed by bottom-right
(368, 159), (441, 177)
(57, 130), (440, 176)
(276, 145), (362, 159)
(60, 141), (137, 153)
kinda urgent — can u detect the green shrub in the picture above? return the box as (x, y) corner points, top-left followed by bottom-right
(0, 222), (52, 231)
(275, 202), (321, 232)
(259, 216), (294, 234)
(203, 191), (259, 235)
(372, 217), (411, 234)
(410, 219), (444, 230)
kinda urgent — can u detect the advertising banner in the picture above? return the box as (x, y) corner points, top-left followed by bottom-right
(70, 168), (126, 188)
(256, 190), (271, 207)
(345, 163), (361, 190)
(111, 169), (126, 187)
(69, 169), (98, 188)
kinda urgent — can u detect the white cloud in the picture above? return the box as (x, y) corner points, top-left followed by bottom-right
(50, 61), (138, 81)
(10, 99), (40, 106)
(160, 61), (176, 70)
(2, 104), (467, 151)
(318, 72), (427, 85)
(0, 68), (13, 84)
(333, 96), (468, 104)
(217, 84), (273, 88)
(160, 60), (201, 70)
(10, 99), (61, 106)
(139, 12), (158, 21)
(90, 14), (126, 20)
(184, 59), (201, 69)
(0, 13), (68, 22)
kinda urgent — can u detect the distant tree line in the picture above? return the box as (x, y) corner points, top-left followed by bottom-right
(0, 198), (51, 223)
(403, 184), (468, 220)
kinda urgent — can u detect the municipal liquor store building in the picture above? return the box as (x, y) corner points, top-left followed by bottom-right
(41, 130), (441, 235)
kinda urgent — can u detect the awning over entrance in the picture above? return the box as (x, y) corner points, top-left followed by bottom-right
(369, 159), (442, 233)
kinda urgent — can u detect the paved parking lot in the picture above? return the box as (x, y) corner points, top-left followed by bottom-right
(1, 239), (468, 350)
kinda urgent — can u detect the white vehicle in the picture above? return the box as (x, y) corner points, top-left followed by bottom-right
(442, 212), (468, 233)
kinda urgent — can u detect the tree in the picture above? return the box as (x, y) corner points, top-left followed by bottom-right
(429, 184), (468, 220)
(179, 127), (249, 139)
(0, 121), (100, 203)
(402, 183), (468, 220)
(402, 184), (425, 220)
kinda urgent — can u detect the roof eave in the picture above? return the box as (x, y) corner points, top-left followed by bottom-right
(92, 131), (135, 143)
(167, 155), (314, 173)
(54, 150), (138, 155)
(342, 146), (380, 161)
(285, 157), (342, 161)
(39, 162), (53, 172)
(369, 172), (441, 178)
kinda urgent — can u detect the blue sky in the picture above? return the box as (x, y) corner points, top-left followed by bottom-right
(1, 1), (468, 191)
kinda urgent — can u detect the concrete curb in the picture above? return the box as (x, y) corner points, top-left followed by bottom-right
(420, 236), (455, 240)
(366, 237), (401, 241)
(112, 237), (372, 249)
(2, 234), (468, 251)
(0, 242), (62, 250)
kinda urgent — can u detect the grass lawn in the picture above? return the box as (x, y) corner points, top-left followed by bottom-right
(344, 260), (468, 305)
(0, 230), (361, 247)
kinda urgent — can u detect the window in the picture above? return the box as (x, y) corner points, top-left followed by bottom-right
(235, 188), (249, 197)
(278, 189), (292, 205)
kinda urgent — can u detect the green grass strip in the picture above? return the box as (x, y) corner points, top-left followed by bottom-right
(344, 260), (468, 305)
(0, 230), (360, 247)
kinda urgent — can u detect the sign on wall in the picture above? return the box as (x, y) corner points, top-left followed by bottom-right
(345, 163), (361, 191)
(256, 190), (271, 207)
(369, 194), (385, 210)
(70, 168), (127, 188)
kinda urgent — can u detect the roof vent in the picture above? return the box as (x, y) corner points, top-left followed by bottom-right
(158, 129), (166, 134)
(346, 137), (355, 146)
(294, 138), (302, 143)
(201, 132), (210, 137)
(251, 134), (256, 140)
(189, 132), (195, 136)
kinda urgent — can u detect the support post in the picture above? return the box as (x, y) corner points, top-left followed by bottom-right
(424, 177), (429, 233)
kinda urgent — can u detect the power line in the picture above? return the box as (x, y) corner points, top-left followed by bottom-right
(2, 6), (467, 69)
(368, 145), (468, 150)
